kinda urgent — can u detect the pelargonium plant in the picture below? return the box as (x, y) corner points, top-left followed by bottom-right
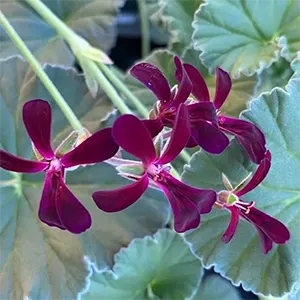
(0, 0), (299, 300)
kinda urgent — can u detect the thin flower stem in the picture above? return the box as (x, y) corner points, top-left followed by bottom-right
(98, 63), (150, 117)
(137, 0), (151, 57)
(25, 0), (189, 173)
(88, 62), (132, 114)
(25, 0), (132, 115)
(0, 11), (82, 131)
(26, 0), (76, 43)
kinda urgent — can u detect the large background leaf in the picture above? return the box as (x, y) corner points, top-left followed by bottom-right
(152, 0), (203, 54)
(193, 0), (300, 78)
(82, 229), (203, 300)
(192, 274), (241, 300)
(0, 0), (124, 64)
(0, 57), (169, 299)
(182, 79), (300, 296)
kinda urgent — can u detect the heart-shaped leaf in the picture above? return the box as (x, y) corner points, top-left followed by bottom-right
(81, 229), (203, 300)
(0, 57), (169, 300)
(182, 79), (300, 296)
(0, 0), (124, 64)
(193, 0), (300, 78)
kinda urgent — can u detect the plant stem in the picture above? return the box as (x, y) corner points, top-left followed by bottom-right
(88, 62), (132, 114)
(0, 11), (82, 131)
(26, 0), (133, 115)
(137, 0), (151, 58)
(98, 63), (150, 117)
(26, 0), (76, 43)
(25, 0), (191, 166)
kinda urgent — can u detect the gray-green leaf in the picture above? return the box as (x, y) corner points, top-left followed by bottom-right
(193, 0), (300, 78)
(192, 274), (241, 300)
(182, 79), (300, 296)
(0, 0), (124, 65)
(0, 57), (169, 300)
(82, 229), (203, 300)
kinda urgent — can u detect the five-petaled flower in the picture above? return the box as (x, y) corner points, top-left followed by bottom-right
(0, 99), (119, 233)
(216, 151), (290, 254)
(130, 56), (266, 164)
(92, 104), (217, 233)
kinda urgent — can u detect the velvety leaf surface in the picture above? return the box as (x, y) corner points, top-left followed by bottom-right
(0, 0), (124, 64)
(182, 79), (300, 296)
(255, 58), (295, 96)
(192, 274), (241, 300)
(82, 229), (203, 300)
(145, 0), (203, 53)
(0, 57), (169, 300)
(193, 0), (300, 78)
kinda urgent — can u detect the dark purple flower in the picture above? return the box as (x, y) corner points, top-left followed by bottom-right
(92, 104), (216, 233)
(216, 151), (290, 254)
(0, 99), (119, 234)
(130, 57), (266, 164)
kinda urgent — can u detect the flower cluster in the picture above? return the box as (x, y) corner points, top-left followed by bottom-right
(0, 56), (290, 253)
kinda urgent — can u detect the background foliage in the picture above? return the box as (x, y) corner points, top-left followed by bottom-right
(0, 0), (299, 299)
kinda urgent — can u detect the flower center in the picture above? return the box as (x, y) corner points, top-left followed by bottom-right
(216, 190), (255, 214)
(234, 200), (256, 214)
(49, 158), (62, 172)
(146, 164), (171, 182)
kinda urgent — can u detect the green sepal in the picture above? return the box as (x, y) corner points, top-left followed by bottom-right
(153, 134), (163, 158)
(54, 128), (91, 158)
(117, 163), (145, 177)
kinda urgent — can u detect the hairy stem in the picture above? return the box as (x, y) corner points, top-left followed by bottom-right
(98, 63), (150, 117)
(137, 0), (151, 57)
(25, 0), (189, 174)
(0, 11), (82, 130)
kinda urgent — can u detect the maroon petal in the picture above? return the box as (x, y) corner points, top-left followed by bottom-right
(40, 170), (91, 233)
(222, 206), (240, 243)
(0, 149), (48, 173)
(256, 228), (273, 254)
(130, 63), (171, 107)
(218, 116), (266, 164)
(55, 179), (92, 234)
(186, 136), (198, 148)
(23, 99), (55, 160)
(191, 121), (229, 154)
(157, 171), (216, 233)
(183, 64), (210, 102)
(213, 68), (232, 110)
(39, 172), (66, 230)
(141, 118), (164, 138)
(236, 151), (271, 197)
(60, 128), (118, 168)
(159, 183), (200, 233)
(112, 115), (156, 167)
(188, 101), (218, 124)
(171, 56), (192, 109)
(241, 207), (290, 245)
(156, 104), (190, 165)
(92, 174), (149, 212)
